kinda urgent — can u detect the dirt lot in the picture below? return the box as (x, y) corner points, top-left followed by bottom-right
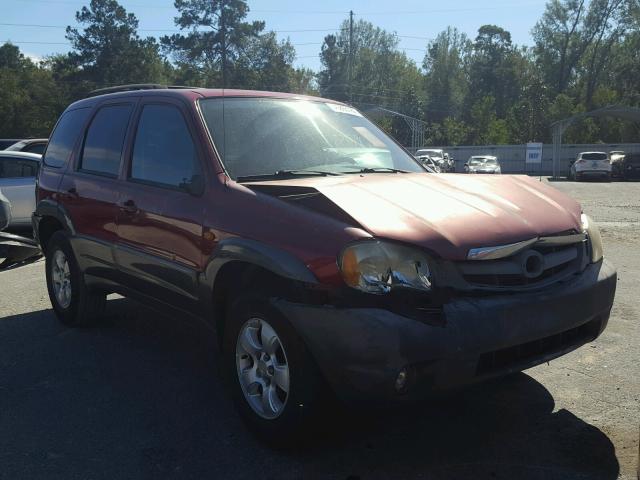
(0, 178), (638, 479)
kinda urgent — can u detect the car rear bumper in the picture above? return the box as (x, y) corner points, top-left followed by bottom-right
(276, 259), (616, 405)
(575, 169), (611, 177)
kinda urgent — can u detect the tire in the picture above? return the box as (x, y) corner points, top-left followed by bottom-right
(222, 291), (325, 445)
(45, 231), (105, 327)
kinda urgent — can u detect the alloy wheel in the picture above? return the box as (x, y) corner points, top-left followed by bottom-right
(51, 249), (72, 309)
(236, 317), (290, 419)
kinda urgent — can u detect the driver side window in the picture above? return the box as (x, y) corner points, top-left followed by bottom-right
(130, 104), (201, 190)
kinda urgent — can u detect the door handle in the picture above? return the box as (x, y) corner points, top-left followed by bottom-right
(66, 187), (78, 199)
(119, 199), (138, 215)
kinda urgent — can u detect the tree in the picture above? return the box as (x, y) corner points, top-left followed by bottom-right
(161, 0), (264, 87)
(579, 0), (627, 107)
(231, 32), (297, 91)
(64, 0), (171, 90)
(467, 25), (521, 118)
(0, 43), (64, 137)
(423, 27), (470, 123)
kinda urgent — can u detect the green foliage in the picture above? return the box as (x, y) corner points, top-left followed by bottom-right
(1, 0), (639, 144)
(63, 0), (171, 91)
(0, 44), (64, 137)
(161, 0), (265, 87)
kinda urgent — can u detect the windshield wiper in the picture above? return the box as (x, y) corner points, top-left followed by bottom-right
(340, 167), (411, 174)
(236, 169), (340, 182)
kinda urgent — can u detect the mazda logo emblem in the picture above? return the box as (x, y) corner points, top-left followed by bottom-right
(521, 250), (545, 278)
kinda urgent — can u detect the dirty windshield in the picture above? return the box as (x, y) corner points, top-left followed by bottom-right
(199, 98), (424, 180)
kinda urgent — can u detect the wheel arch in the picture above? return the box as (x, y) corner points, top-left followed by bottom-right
(34, 200), (75, 253)
(202, 238), (320, 345)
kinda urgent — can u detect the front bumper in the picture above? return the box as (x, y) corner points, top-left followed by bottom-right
(276, 260), (616, 404)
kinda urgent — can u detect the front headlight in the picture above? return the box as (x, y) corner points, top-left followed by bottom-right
(581, 213), (603, 263)
(339, 241), (432, 294)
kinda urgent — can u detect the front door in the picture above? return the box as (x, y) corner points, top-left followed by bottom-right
(115, 99), (206, 312)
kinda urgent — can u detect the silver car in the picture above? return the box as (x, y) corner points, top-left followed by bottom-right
(464, 155), (502, 174)
(0, 151), (41, 231)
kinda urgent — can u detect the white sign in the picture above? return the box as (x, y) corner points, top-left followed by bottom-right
(526, 142), (543, 164)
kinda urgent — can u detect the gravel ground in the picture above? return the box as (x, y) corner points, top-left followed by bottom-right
(0, 178), (638, 480)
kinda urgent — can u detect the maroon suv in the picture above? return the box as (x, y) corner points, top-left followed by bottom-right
(34, 86), (616, 440)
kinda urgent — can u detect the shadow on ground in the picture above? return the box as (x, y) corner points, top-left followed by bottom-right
(0, 298), (620, 480)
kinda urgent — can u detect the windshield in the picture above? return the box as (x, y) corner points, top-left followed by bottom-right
(582, 153), (608, 161)
(469, 157), (497, 166)
(199, 98), (425, 180)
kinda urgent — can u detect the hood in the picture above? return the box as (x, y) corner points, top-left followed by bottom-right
(245, 173), (582, 261)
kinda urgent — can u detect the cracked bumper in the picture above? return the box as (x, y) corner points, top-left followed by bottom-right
(275, 260), (617, 405)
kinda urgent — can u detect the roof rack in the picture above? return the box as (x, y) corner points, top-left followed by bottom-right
(87, 84), (199, 97)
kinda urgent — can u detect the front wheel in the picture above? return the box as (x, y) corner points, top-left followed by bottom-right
(223, 292), (325, 444)
(45, 231), (105, 327)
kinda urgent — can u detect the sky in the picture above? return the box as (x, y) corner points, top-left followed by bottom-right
(1, 0), (549, 71)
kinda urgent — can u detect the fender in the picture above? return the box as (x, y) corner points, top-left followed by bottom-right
(33, 198), (76, 241)
(199, 237), (319, 317)
(201, 237), (319, 289)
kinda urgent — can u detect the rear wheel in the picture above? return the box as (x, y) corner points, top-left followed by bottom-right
(223, 292), (325, 444)
(45, 231), (105, 327)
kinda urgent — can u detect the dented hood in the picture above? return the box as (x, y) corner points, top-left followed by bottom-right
(247, 173), (583, 261)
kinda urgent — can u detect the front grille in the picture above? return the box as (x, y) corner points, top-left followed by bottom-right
(476, 317), (602, 376)
(458, 236), (587, 291)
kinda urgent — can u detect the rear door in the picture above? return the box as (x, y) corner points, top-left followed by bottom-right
(59, 100), (136, 276)
(0, 156), (39, 225)
(115, 98), (206, 311)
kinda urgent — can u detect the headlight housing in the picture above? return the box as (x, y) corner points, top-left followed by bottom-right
(581, 213), (603, 263)
(339, 241), (432, 294)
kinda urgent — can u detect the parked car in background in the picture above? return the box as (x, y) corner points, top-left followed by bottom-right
(621, 152), (640, 180)
(5, 138), (48, 155)
(416, 154), (441, 172)
(0, 189), (10, 231)
(609, 151), (625, 178)
(464, 155), (501, 174)
(570, 152), (611, 181)
(0, 139), (23, 150)
(415, 148), (452, 172)
(33, 86), (616, 443)
(0, 152), (40, 231)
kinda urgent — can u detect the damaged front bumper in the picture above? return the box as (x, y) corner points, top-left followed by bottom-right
(275, 259), (617, 405)
(0, 231), (43, 270)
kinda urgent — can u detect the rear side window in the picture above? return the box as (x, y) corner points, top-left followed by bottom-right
(0, 158), (39, 178)
(80, 104), (133, 177)
(130, 104), (200, 189)
(43, 108), (91, 168)
(582, 153), (608, 161)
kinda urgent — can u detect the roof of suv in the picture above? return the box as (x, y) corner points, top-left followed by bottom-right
(67, 87), (341, 111)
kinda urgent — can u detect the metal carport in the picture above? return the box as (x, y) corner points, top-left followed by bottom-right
(551, 105), (640, 178)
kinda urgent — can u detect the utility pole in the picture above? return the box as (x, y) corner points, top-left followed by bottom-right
(220, 0), (227, 88)
(348, 10), (354, 103)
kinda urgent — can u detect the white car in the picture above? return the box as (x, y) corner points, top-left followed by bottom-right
(570, 152), (611, 181)
(0, 151), (41, 231)
(464, 155), (501, 174)
(416, 148), (453, 172)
